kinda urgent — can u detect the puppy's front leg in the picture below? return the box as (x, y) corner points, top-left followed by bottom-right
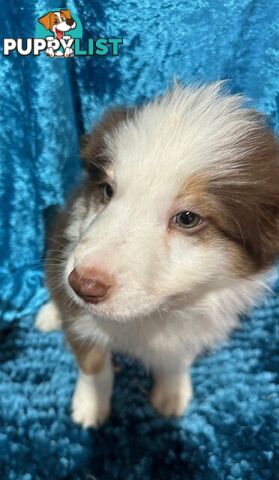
(69, 337), (113, 428)
(45, 47), (55, 57)
(150, 366), (193, 418)
(35, 300), (62, 332)
(64, 47), (74, 57)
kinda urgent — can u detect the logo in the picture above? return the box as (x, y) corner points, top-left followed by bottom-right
(3, 9), (123, 57)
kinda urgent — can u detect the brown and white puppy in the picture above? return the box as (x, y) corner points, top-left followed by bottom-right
(38, 9), (76, 57)
(36, 83), (279, 428)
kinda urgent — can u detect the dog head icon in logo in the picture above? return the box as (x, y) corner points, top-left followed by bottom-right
(38, 9), (77, 57)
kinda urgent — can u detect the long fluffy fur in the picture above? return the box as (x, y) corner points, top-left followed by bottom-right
(37, 82), (279, 426)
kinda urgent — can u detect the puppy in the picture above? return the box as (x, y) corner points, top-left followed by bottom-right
(36, 83), (279, 428)
(38, 9), (76, 57)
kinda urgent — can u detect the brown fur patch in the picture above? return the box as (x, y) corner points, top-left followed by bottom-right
(175, 174), (256, 276)
(80, 107), (134, 184)
(175, 116), (279, 271)
(208, 123), (279, 269)
(175, 173), (208, 209)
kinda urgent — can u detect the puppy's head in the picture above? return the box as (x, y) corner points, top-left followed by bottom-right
(64, 83), (279, 320)
(38, 10), (76, 39)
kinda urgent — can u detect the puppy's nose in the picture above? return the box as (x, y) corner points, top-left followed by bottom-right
(68, 267), (111, 304)
(66, 18), (74, 26)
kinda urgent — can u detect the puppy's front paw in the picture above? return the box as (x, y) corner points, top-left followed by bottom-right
(71, 374), (110, 428)
(35, 301), (62, 332)
(64, 47), (74, 57)
(150, 373), (192, 417)
(45, 48), (55, 57)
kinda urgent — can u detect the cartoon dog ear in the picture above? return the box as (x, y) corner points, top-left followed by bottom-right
(38, 12), (52, 30)
(60, 9), (72, 19)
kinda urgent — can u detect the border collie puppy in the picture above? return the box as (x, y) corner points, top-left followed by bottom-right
(36, 83), (279, 428)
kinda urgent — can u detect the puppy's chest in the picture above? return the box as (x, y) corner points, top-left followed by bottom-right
(73, 309), (204, 360)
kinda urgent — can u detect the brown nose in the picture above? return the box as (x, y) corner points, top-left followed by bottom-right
(66, 18), (74, 26)
(68, 267), (111, 304)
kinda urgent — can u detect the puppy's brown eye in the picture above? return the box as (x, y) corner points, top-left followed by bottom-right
(103, 183), (113, 201)
(61, 15), (66, 21)
(173, 211), (201, 229)
(54, 17), (59, 24)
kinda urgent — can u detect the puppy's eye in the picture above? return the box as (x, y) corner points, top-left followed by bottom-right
(103, 183), (113, 201)
(172, 211), (201, 229)
(61, 15), (66, 21)
(54, 17), (59, 24)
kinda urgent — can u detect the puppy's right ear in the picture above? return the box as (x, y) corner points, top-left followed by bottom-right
(38, 12), (52, 30)
(80, 108), (133, 181)
(60, 9), (72, 20)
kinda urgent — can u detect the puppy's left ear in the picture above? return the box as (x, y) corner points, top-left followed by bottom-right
(60, 9), (72, 19)
(38, 12), (52, 30)
(80, 108), (133, 180)
(210, 116), (279, 269)
(241, 125), (279, 268)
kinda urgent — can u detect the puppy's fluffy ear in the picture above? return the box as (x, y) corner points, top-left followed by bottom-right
(80, 108), (133, 182)
(239, 126), (279, 268)
(38, 13), (52, 30)
(257, 204), (279, 266)
(209, 114), (279, 269)
(60, 9), (72, 20)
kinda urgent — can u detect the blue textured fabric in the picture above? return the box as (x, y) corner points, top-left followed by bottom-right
(0, 290), (278, 479)
(0, 0), (279, 478)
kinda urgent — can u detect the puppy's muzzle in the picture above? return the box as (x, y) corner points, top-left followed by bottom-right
(68, 267), (112, 304)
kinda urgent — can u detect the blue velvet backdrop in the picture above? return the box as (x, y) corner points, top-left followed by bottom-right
(0, 1), (278, 479)
(1, 0), (279, 326)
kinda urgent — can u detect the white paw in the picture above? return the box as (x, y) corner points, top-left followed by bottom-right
(35, 301), (62, 332)
(64, 47), (74, 57)
(150, 374), (192, 417)
(71, 374), (111, 428)
(46, 48), (55, 57)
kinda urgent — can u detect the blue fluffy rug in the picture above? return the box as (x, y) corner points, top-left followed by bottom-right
(1, 281), (278, 479)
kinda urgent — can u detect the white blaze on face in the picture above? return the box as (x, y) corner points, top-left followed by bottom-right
(65, 83), (278, 320)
